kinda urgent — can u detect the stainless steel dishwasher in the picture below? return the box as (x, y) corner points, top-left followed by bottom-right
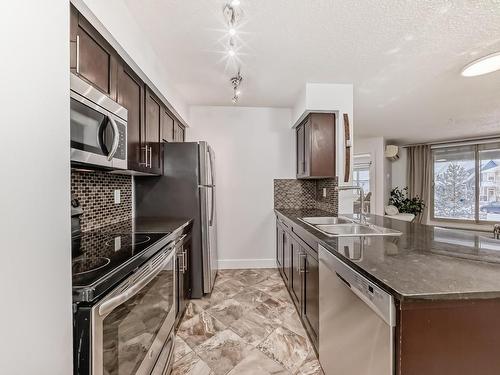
(319, 245), (395, 375)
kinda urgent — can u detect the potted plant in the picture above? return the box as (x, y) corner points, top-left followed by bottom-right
(389, 187), (425, 216)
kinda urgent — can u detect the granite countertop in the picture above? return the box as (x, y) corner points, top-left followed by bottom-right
(276, 208), (500, 301)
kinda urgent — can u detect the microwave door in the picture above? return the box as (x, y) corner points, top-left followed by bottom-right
(70, 96), (114, 168)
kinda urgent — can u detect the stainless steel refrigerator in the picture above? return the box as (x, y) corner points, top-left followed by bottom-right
(135, 141), (218, 298)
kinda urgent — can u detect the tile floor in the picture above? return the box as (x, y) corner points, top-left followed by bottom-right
(172, 268), (324, 375)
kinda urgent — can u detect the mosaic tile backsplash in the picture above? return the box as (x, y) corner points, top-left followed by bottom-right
(71, 170), (132, 232)
(274, 178), (338, 214)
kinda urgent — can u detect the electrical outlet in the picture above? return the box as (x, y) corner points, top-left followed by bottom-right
(114, 189), (121, 204)
(323, 188), (327, 198)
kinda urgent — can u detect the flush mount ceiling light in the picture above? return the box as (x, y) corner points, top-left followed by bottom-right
(461, 52), (500, 77)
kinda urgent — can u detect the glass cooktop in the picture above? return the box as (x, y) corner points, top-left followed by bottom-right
(72, 226), (171, 302)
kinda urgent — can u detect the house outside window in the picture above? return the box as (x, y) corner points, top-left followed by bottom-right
(432, 141), (500, 223)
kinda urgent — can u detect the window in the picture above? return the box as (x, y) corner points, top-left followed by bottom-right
(432, 142), (500, 222)
(353, 165), (370, 193)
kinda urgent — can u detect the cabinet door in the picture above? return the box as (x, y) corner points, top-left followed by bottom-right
(182, 236), (192, 302)
(303, 118), (311, 176)
(175, 246), (184, 325)
(303, 251), (319, 344)
(145, 87), (162, 174)
(283, 230), (291, 284)
(296, 124), (305, 176)
(290, 239), (303, 309)
(117, 63), (144, 171)
(174, 122), (185, 142)
(71, 5), (118, 98)
(310, 113), (336, 177)
(161, 109), (175, 143)
(276, 222), (284, 271)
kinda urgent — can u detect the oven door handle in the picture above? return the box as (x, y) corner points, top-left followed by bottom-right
(107, 116), (120, 161)
(98, 248), (174, 317)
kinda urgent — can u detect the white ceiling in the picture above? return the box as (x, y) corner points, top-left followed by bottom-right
(123, 0), (500, 143)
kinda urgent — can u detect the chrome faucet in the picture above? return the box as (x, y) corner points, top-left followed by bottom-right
(493, 224), (500, 239)
(335, 185), (365, 224)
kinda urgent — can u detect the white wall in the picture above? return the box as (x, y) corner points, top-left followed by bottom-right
(354, 137), (391, 216)
(391, 147), (407, 189)
(0, 2), (72, 374)
(189, 106), (294, 269)
(74, 0), (189, 124)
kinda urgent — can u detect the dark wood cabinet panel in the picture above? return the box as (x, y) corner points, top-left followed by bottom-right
(296, 113), (336, 179)
(174, 121), (185, 142)
(397, 299), (500, 375)
(290, 238), (303, 310)
(296, 124), (305, 176)
(117, 64), (144, 171)
(71, 5), (117, 98)
(283, 230), (291, 284)
(145, 87), (162, 174)
(303, 251), (319, 345)
(161, 109), (175, 143)
(175, 235), (191, 327)
(276, 222), (284, 273)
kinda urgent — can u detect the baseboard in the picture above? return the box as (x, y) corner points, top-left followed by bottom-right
(218, 258), (277, 270)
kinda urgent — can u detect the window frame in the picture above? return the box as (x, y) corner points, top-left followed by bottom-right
(430, 142), (500, 224)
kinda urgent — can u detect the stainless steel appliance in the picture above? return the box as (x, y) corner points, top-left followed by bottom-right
(318, 245), (395, 375)
(73, 228), (177, 375)
(70, 73), (127, 170)
(135, 141), (218, 297)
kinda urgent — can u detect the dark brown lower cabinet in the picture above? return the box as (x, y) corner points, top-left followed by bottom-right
(276, 222), (284, 276)
(302, 250), (319, 347)
(290, 237), (303, 310)
(175, 234), (191, 327)
(275, 217), (319, 352)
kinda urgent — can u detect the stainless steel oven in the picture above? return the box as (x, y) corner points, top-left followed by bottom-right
(70, 73), (127, 170)
(89, 244), (176, 375)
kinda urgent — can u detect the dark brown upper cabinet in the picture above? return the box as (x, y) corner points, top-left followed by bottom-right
(70, 4), (118, 99)
(296, 113), (336, 179)
(117, 63), (145, 171)
(70, 5), (186, 174)
(174, 121), (185, 142)
(161, 109), (175, 143)
(144, 87), (162, 174)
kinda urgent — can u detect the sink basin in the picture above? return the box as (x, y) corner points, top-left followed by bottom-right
(315, 223), (402, 237)
(300, 216), (354, 225)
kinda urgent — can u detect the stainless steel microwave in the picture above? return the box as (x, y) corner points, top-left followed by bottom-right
(70, 74), (127, 170)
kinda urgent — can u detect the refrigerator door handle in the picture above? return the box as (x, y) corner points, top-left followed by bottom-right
(207, 146), (215, 226)
(209, 186), (214, 226)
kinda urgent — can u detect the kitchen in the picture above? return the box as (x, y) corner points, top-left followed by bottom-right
(3, 1), (500, 375)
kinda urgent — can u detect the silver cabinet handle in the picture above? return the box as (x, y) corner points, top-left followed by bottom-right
(139, 146), (148, 167)
(299, 252), (307, 273)
(177, 252), (185, 274)
(76, 35), (80, 73)
(107, 117), (120, 161)
(183, 250), (188, 272)
(149, 145), (152, 168)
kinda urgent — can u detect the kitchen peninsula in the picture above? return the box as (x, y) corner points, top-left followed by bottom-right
(276, 209), (500, 375)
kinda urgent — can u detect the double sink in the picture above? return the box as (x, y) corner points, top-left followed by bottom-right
(299, 216), (402, 237)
